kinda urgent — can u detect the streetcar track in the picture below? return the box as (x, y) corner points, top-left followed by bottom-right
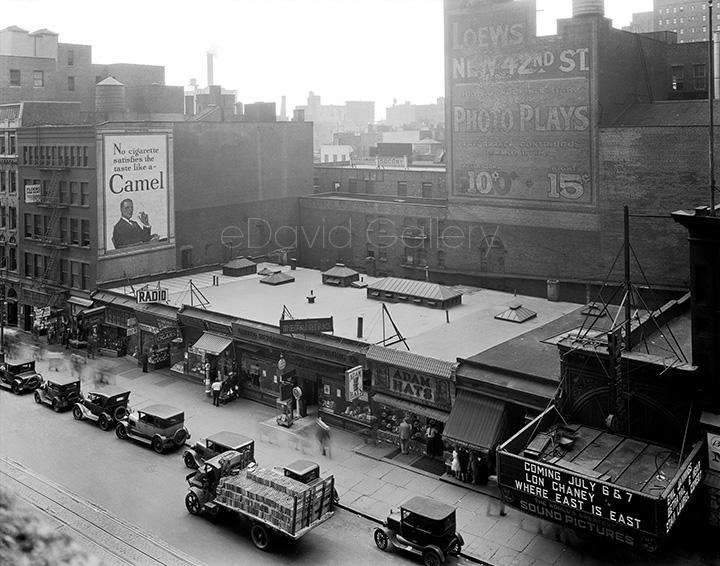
(0, 457), (206, 566)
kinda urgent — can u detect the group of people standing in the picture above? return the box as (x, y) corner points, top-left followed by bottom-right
(397, 417), (443, 457)
(450, 447), (490, 486)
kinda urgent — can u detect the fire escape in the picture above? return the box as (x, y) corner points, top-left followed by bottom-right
(35, 145), (69, 310)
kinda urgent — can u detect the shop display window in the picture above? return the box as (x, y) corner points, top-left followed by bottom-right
(375, 402), (428, 443)
(240, 358), (280, 393)
(98, 326), (127, 354)
(148, 346), (170, 368)
(319, 377), (372, 425)
(187, 350), (206, 378)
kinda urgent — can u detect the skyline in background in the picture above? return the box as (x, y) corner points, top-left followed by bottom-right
(6, 0), (653, 120)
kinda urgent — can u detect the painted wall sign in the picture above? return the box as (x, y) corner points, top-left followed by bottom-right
(345, 365), (364, 402)
(373, 363), (452, 410)
(446, 0), (593, 205)
(102, 133), (169, 253)
(663, 443), (704, 533)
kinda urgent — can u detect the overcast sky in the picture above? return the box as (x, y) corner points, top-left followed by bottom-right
(6, 0), (652, 120)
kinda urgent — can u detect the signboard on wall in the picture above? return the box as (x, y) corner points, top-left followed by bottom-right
(24, 184), (41, 203)
(345, 365), (364, 402)
(279, 317), (334, 335)
(446, 0), (593, 205)
(102, 133), (169, 253)
(136, 286), (169, 304)
(709, 432), (720, 473)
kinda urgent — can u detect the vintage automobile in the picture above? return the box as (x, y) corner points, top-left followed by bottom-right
(0, 360), (42, 395)
(73, 386), (131, 430)
(115, 403), (189, 454)
(183, 431), (255, 469)
(34, 374), (81, 412)
(373, 496), (464, 566)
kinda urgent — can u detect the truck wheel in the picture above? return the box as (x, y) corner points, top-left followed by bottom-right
(250, 523), (271, 551)
(52, 399), (61, 412)
(152, 436), (165, 454)
(423, 547), (444, 566)
(184, 452), (198, 469)
(115, 424), (128, 440)
(373, 528), (389, 551)
(185, 491), (201, 515)
(99, 414), (111, 431)
(34, 391), (42, 404)
(73, 406), (83, 420)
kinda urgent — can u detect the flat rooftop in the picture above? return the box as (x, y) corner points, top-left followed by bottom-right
(113, 263), (582, 362)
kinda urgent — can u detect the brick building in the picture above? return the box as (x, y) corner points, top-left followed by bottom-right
(297, 0), (717, 301)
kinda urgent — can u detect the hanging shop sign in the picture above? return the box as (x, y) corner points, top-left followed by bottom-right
(136, 286), (169, 304)
(279, 317), (334, 335)
(156, 326), (179, 345)
(345, 365), (364, 402)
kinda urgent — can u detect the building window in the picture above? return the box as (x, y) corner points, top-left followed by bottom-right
(68, 76), (75, 91)
(70, 218), (80, 245)
(34, 254), (43, 278)
(70, 181), (79, 204)
(0, 206), (5, 228)
(694, 64), (707, 90)
(81, 219), (90, 246)
(0, 172), (5, 192)
(58, 181), (67, 203)
(0, 134), (6, 155)
(80, 182), (89, 205)
(8, 246), (16, 271)
(67, 50), (74, 66)
(24, 253), (32, 277)
(349, 178), (357, 193)
(71, 261), (81, 288)
(59, 217), (68, 243)
(33, 70), (44, 87)
(8, 206), (16, 230)
(9, 134), (16, 155)
(397, 181), (408, 197)
(313, 177), (319, 192)
(421, 182), (433, 198)
(23, 213), (31, 237)
(672, 65), (685, 90)
(81, 263), (89, 289)
(34, 215), (43, 238)
(365, 180), (375, 194)
(60, 259), (69, 284)
(9, 69), (20, 86)
(333, 180), (341, 191)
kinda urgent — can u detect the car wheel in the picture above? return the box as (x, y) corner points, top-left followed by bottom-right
(184, 452), (198, 469)
(99, 414), (111, 431)
(185, 491), (201, 515)
(423, 548), (444, 566)
(113, 406), (127, 421)
(173, 428), (188, 446)
(152, 436), (164, 454)
(373, 528), (389, 551)
(250, 523), (271, 551)
(34, 391), (42, 404)
(52, 399), (61, 412)
(11, 383), (20, 395)
(73, 406), (83, 420)
(115, 424), (128, 440)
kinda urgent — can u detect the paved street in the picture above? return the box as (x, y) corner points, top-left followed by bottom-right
(2, 336), (719, 566)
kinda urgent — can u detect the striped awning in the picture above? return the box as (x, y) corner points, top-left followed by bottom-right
(190, 332), (233, 355)
(372, 392), (449, 422)
(443, 390), (507, 451)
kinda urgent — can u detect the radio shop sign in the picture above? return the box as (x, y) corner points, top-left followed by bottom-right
(136, 286), (169, 304)
(497, 441), (704, 551)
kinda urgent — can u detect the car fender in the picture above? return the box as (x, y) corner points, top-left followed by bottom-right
(74, 402), (93, 419)
(184, 448), (201, 467)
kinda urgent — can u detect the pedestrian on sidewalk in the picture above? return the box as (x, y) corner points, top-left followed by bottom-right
(450, 448), (461, 477)
(398, 416), (412, 455)
(315, 416), (331, 458)
(425, 420), (438, 457)
(211, 379), (222, 407)
(141, 351), (148, 373)
(458, 448), (469, 482)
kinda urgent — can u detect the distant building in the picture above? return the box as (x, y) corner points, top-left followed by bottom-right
(294, 92), (374, 151)
(622, 11), (654, 33)
(654, 0), (717, 43)
(384, 97), (445, 128)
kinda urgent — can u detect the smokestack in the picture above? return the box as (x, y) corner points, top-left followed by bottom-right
(280, 96), (287, 120)
(207, 52), (214, 86)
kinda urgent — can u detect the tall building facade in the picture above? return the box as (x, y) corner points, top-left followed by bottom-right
(655, 0), (719, 43)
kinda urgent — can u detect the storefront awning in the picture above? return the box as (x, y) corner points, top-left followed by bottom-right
(372, 392), (449, 423)
(443, 390), (507, 451)
(78, 306), (106, 319)
(67, 296), (93, 308)
(191, 332), (233, 355)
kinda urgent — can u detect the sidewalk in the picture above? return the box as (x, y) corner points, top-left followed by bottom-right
(13, 336), (720, 566)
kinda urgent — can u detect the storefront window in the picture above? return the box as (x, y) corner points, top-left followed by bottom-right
(241, 357), (281, 394)
(318, 375), (372, 425)
(375, 402), (428, 443)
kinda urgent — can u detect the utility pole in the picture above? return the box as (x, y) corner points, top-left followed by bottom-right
(710, 0), (717, 215)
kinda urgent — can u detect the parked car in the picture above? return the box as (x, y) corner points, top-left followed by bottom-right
(115, 404), (189, 454)
(0, 360), (42, 395)
(34, 374), (81, 412)
(373, 496), (464, 566)
(73, 386), (131, 430)
(183, 431), (254, 469)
